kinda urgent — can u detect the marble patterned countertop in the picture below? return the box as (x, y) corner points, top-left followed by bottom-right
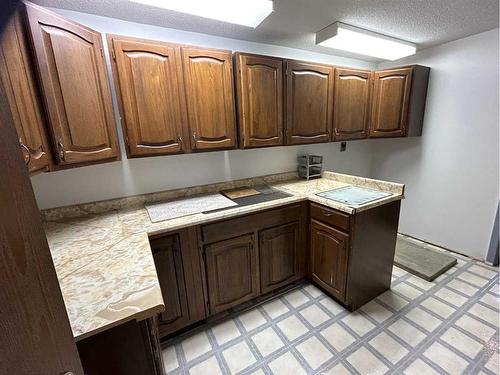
(41, 171), (404, 341)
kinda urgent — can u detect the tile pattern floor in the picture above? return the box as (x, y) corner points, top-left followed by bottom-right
(162, 240), (499, 374)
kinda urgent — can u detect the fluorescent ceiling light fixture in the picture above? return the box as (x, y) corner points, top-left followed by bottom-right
(316, 22), (416, 61)
(129, 0), (273, 28)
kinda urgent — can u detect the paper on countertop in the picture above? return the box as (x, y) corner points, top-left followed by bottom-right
(316, 186), (391, 206)
(146, 193), (238, 222)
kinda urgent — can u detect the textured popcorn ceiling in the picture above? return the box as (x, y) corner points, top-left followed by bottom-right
(31, 0), (499, 61)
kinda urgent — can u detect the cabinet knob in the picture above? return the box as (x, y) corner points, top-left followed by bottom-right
(57, 139), (66, 161)
(192, 133), (198, 148)
(177, 136), (183, 146)
(60, 372), (74, 375)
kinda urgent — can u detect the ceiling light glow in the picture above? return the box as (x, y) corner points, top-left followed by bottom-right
(316, 22), (416, 61)
(129, 0), (274, 28)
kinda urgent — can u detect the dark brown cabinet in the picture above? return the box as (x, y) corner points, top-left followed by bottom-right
(25, 3), (120, 166)
(205, 234), (259, 314)
(234, 53), (284, 148)
(310, 219), (349, 301)
(333, 68), (371, 141)
(285, 60), (334, 144)
(0, 10), (52, 175)
(109, 35), (188, 157)
(181, 47), (237, 151)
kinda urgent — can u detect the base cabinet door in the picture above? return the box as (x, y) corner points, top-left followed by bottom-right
(310, 219), (349, 301)
(259, 222), (300, 294)
(205, 234), (259, 314)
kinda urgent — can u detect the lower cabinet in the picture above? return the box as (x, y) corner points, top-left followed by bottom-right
(205, 234), (259, 314)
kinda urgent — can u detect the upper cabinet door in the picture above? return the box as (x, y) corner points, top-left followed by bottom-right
(109, 36), (188, 157)
(370, 67), (413, 138)
(24, 3), (120, 166)
(333, 68), (371, 141)
(0, 11), (52, 174)
(235, 53), (283, 148)
(181, 47), (236, 151)
(285, 60), (334, 145)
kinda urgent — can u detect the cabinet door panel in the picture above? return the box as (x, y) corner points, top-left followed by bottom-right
(370, 67), (413, 138)
(260, 222), (299, 294)
(111, 36), (187, 157)
(310, 219), (349, 301)
(333, 68), (371, 141)
(0, 11), (52, 174)
(205, 234), (258, 314)
(25, 3), (119, 165)
(235, 54), (283, 148)
(285, 61), (333, 144)
(182, 48), (236, 151)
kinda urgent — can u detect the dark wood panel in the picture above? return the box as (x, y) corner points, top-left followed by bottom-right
(285, 60), (334, 144)
(309, 219), (349, 302)
(181, 47), (237, 151)
(0, 9), (52, 174)
(205, 234), (259, 314)
(310, 202), (350, 232)
(24, 2), (120, 165)
(109, 35), (188, 157)
(234, 53), (283, 148)
(333, 68), (371, 141)
(370, 67), (413, 138)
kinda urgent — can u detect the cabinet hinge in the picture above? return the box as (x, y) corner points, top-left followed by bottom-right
(100, 48), (104, 58)
(111, 47), (116, 60)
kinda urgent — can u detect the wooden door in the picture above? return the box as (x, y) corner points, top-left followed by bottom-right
(0, 10), (52, 174)
(235, 53), (283, 148)
(310, 219), (349, 301)
(333, 68), (371, 141)
(110, 35), (188, 157)
(151, 235), (191, 337)
(370, 67), (413, 138)
(285, 60), (334, 144)
(24, 3), (120, 165)
(181, 47), (236, 151)
(205, 234), (259, 314)
(259, 222), (300, 294)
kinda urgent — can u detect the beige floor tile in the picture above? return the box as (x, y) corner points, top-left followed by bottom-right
(480, 293), (500, 309)
(347, 346), (389, 375)
(469, 303), (499, 326)
(222, 340), (256, 374)
(393, 282), (423, 299)
(162, 345), (178, 373)
(388, 319), (427, 347)
(262, 299), (289, 319)
(447, 279), (479, 296)
(435, 287), (468, 307)
(440, 327), (483, 359)
(320, 297), (346, 315)
(249, 369), (265, 375)
(341, 311), (376, 337)
(485, 352), (499, 374)
(421, 297), (456, 318)
(303, 284), (324, 298)
(238, 308), (268, 332)
(322, 362), (353, 374)
(299, 304), (330, 327)
(295, 336), (333, 370)
(424, 342), (469, 375)
(458, 272), (490, 287)
(189, 356), (222, 375)
(405, 307), (442, 332)
(211, 319), (241, 345)
(182, 332), (212, 362)
(455, 315), (496, 342)
(406, 275), (435, 290)
(268, 351), (306, 375)
(369, 332), (409, 364)
(251, 327), (284, 357)
(277, 314), (308, 342)
(393, 266), (408, 277)
(468, 264), (498, 279)
(360, 300), (394, 323)
(377, 290), (409, 310)
(284, 289), (310, 308)
(320, 323), (356, 352)
(403, 358), (440, 375)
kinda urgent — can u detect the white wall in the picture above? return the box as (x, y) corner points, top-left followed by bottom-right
(371, 29), (499, 260)
(30, 9), (375, 209)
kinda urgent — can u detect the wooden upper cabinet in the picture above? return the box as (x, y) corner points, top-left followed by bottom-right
(285, 60), (334, 145)
(24, 3), (120, 166)
(181, 47), (236, 151)
(234, 53), (283, 148)
(369, 67), (413, 138)
(333, 68), (371, 141)
(109, 35), (188, 157)
(0, 11), (52, 174)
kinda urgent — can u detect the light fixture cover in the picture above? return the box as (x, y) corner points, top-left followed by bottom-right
(129, 0), (274, 28)
(316, 22), (416, 61)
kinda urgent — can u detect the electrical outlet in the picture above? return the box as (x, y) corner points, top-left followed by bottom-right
(340, 142), (347, 152)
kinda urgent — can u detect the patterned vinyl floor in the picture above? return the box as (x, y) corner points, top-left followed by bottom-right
(162, 236), (499, 374)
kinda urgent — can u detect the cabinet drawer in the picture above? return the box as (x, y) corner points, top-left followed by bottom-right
(310, 203), (350, 232)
